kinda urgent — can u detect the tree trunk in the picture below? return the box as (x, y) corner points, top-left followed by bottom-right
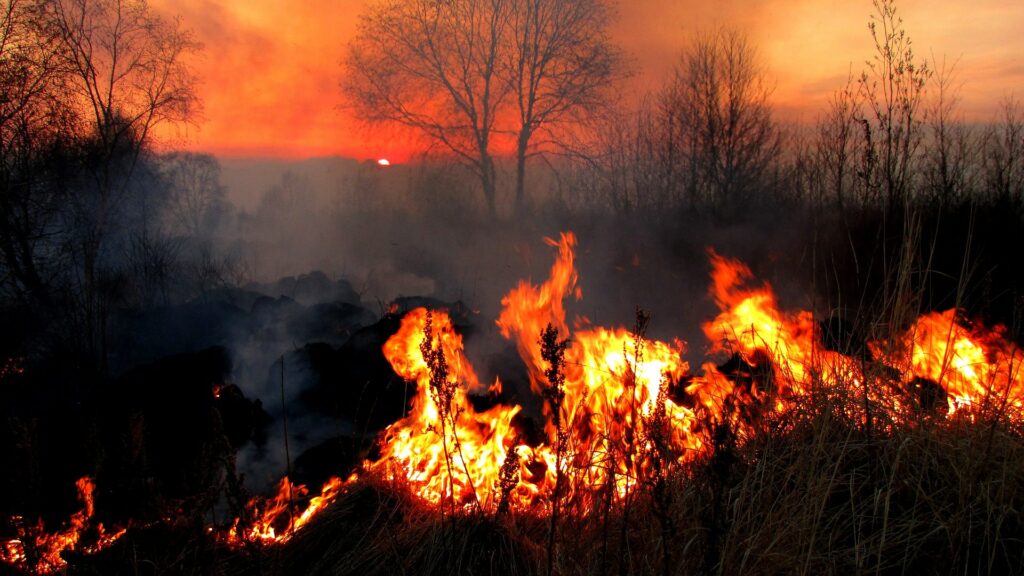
(514, 131), (530, 216)
(481, 153), (498, 220)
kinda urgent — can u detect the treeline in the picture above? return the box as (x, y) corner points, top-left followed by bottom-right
(570, 23), (1021, 220)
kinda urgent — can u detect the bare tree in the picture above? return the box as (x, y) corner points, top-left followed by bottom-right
(160, 152), (227, 240)
(982, 97), (1024, 206)
(921, 57), (975, 205)
(661, 29), (779, 214)
(344, 0), (511, 218)
(344, 0), (622, 218)
(857, 0), (930, 209)
(815, 74), (861, 212)
(507, 0), (621, 215)
(0, 0), (68, 304)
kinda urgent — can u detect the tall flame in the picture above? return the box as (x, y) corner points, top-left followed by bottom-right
(362, 233), (1024, 515)
(370, 307), (526, 508)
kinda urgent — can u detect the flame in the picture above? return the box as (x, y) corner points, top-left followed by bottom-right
(225, 476), (345, 547)
(17, 232), (1024, 554)
(374, 234), (695, 511)
(497, 232), (580, 396)
(874, 310), (1024, 415)
(368, 307), (526, 509)
(359, 233), (1024, 516)
(1, 477), (125, 574)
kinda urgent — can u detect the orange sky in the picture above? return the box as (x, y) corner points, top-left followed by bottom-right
(151, 0), (1024, 160)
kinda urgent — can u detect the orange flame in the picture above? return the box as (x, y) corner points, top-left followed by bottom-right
(20, 232), (1024, 554)
(369, 307), (526, 508)
(1, 477), (125, 574)
(876, 310), (1024, 415)
(360, 234), (1024, 516)
(225, 476), (344, 547)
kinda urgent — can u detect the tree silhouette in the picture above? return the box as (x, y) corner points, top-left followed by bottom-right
(343, 0), (621, 218)
(507, 0), (621, 215)
(664, 29), (779, 215)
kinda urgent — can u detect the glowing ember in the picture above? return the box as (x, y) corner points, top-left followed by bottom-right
(0, 357), (25, 382)
(1, 477), (126, 574)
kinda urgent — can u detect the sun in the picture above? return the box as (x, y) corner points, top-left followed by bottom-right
(377, 158), (391, 166)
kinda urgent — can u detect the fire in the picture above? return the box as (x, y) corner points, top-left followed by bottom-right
(369, 307), (526, 509)
(876, 310), (1024, 415)
(225, 476), (345, 546)
(18, 231), (1023, 556)
(358, 232), (1024, 515)
(373, 233), (693, 511)
(1, 477), (125, 574)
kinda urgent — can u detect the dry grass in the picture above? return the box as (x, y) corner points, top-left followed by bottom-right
(266, 388), (1024, 576)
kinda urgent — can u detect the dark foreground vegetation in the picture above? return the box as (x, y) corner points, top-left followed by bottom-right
(284, 402), (1024, 576)
(1, 0), (1023, 574)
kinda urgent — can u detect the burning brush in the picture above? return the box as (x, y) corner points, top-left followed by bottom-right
(7, 231), (1024, 570)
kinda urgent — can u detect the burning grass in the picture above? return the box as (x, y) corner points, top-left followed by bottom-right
(5, 231), (1024, 574)
(268, 404), (1024, 576)
(225, 232), (1024, 575)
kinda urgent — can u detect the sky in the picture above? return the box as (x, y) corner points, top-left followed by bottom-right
(151, 0), (1024, 161)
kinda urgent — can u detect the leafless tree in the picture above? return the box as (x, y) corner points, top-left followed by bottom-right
(921, 58), (975, 205)
(344, 0), (511, 218)
(814, 74), (862, 212)
(661, 29), (780, 214)
(160, 152), (227, 240)
(42, 0), (198, 358)
(343, 0), (622, 218)
(507, 0), (621, 215)
(857, 0), (930, 209)
(981, 98), (1024, 206)
(0, 0), (70, 304)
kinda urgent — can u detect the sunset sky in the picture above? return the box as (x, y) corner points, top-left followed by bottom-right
(151, 0), (1024, 161)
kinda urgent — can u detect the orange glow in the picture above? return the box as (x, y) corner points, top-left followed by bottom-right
(10, 232), (1021, 554)
(369, 307), (523, 508)
(17, 232), (1020, 552)
(147, 0), (1024, 159)
(872, 310), (1024, 416)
